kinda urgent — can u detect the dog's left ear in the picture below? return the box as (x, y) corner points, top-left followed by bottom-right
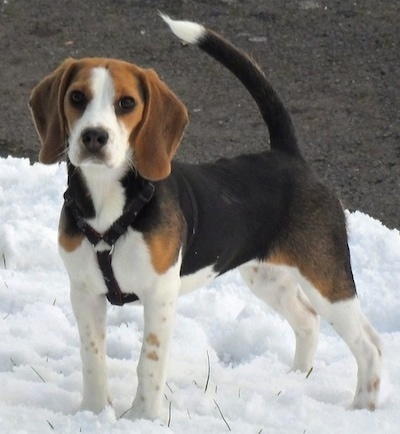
(133, 69), (188, 181)
(29, 58), (76, 164)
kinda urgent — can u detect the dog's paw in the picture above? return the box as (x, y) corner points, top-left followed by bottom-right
(120, 399), (163, 421)
(79, 395), (113, 414)
(351, 377), (380, 411)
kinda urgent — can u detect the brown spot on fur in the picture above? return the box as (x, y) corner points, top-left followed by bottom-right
(145, 231), (180, 274)
(87, 341), (99, 354)
(58, 232), (84, 252)
(264, 179), (357, 303)
(368, 378), (380, 393)
(144, 195), (184, 274)
(267, 246), (355, 303)
(146, 333), (160, 347)
(58, 208), (83, 252)
(147, 351), (159, 361)
(110, 66), (145, 130)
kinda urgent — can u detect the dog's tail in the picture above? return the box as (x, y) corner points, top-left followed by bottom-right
(161, 14), (301, 158)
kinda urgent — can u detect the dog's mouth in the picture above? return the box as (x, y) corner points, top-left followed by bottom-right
(70, 146), (133, 173)
(80, 152), (108, 166)
(68, 146), (114, 169)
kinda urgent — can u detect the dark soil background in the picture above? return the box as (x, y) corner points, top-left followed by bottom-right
(1, 0), (399, 229)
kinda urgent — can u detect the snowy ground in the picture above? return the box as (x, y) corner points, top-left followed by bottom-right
(0, 156), (399, 433)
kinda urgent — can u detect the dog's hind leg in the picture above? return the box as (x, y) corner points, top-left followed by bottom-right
(301, 279), (381, 410)
(239, 262), (320, 373)
(241, 258), (381, 409)
(266, 241), (382, 410)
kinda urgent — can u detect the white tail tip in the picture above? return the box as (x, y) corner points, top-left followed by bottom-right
(160, 13), (206, 45)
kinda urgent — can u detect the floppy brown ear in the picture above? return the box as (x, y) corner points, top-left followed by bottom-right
(133, 69), (188, 181)
(29, 58), (76, 164)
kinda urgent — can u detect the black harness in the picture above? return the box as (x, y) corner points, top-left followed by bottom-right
(63, 180), (155, 306)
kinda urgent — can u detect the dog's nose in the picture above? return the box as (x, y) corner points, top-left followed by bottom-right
(81, 128), (109, 153)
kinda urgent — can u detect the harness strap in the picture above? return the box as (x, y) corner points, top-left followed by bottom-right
(63, 180), (155, 306)
(97, 251), (139, 306)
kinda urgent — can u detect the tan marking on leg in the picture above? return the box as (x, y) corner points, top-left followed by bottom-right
(368, 378), (380, 393)
(147, 351), (159, 361)
(146, 333), (160, 347)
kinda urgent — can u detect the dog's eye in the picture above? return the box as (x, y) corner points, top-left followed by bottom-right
(70, 90), (86, 107)
(117, 96), (136, 113)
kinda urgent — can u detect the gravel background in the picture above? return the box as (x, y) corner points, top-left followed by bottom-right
(0, 0), (399, 228)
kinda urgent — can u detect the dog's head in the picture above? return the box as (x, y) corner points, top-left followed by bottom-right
(29, 58), (188, 181)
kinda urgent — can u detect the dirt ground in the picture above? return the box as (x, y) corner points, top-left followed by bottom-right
(0, 0), (399, 229)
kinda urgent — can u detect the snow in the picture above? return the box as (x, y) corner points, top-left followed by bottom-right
(0, 156), (399, 433)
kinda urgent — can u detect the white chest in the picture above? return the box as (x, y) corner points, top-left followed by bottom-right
(60, 228), (157, 298)
(60, 227), (219, 301)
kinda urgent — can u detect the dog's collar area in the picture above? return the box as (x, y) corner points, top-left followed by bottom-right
(63, 180), (155, 306)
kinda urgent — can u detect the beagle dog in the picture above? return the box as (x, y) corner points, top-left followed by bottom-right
(29, 15), (381, 420)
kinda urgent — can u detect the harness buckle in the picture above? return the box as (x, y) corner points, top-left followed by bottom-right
(139, 182), (155, 202)
(94, 240), (114, 254)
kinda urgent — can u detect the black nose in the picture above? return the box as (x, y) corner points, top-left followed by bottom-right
(81, 128), (109, 153)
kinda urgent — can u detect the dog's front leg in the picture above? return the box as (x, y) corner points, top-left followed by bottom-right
(70, 284), (110, 413)
(125, 275), (180, 421)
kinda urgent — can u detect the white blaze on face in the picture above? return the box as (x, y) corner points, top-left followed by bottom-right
(68, 67), (131, 169)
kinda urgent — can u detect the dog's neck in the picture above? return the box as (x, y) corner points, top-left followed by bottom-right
(67, 161), (139, 234)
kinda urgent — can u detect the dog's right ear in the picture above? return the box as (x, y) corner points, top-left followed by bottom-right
(29, 58), (76, 164)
